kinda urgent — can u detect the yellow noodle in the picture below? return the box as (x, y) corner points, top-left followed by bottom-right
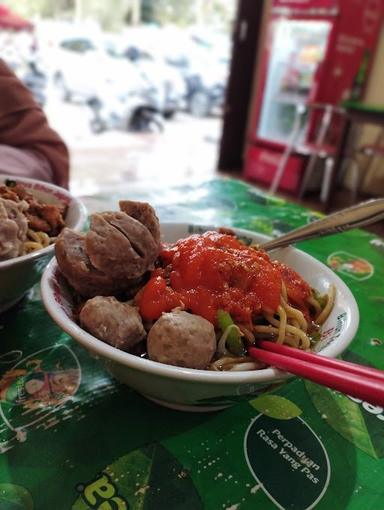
(283, 336), (301, 348)
(23, 241), (43, 253)
(210, 356), (240, 371)
(217, 324), (242, 357)
(229, 362), (264, 371)
(281, 281), (288, 302)
(254, 321), (311, 350)
(210, 356), (263, 372)
(316, 284), (336, 325)
(28, 230), (50, 247)
(282, 298), (308, 332)
(307, 294), (322, 315)
(23, 230), (52, 254)
(238, 325), (255, 345)
(35, 231), (50, 247)
(27, 229), (41, 243)
(209, 279), (333, 370)
(276, 305), (287, 344)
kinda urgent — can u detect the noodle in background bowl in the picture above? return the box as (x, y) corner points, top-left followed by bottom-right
(0, 175), (87, 312)
(41, 223), (359, 412)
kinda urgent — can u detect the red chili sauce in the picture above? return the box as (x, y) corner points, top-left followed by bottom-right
(137, 232), (310, 324)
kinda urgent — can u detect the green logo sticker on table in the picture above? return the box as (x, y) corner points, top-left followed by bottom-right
(0, 484), (33, 510)
(250, 395), (302, 420)
(307, 381), (384, 459)
(0, 344), (81, 437)
(244, 415), (330, 509)
(72, 444), (202, 510)
(327, 251), (374, 280)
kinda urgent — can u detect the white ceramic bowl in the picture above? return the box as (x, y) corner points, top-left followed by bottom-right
(0, 175), (87, 312)
(41, 223), (359, 412)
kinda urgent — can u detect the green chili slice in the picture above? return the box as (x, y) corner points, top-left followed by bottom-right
(217, 309), (246, 356)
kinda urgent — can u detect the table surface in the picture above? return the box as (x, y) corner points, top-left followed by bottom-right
(1, 178), (384, 510)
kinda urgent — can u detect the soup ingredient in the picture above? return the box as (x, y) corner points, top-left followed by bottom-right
(119, 200), (160, 245)
(0, 198), (28, 260)
(55, 200), (160, 297)
(147, 310), (216, 369)
(217, 310), (245, 356)
(80, 296), (146, 351)
(1, 182), (66, 236)
(55, 229), (144, 297)
(86, 211), (159, 279)
(0, 181), (67, 260)
(138, 231), (310, 324)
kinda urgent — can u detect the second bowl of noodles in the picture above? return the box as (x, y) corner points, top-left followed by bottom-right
(0, 175), (87, 312)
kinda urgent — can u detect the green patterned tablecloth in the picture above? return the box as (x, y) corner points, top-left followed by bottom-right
(1, 178), (383, 510)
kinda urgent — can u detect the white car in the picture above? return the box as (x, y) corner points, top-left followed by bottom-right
(106, 36), (187, 118)
(51, 36), (144, 102)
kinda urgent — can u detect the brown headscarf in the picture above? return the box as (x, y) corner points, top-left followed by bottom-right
(0, 59), (69, 188)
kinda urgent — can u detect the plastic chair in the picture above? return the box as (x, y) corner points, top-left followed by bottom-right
(349, 127), (384, 201)
(270, 103), (345, 203)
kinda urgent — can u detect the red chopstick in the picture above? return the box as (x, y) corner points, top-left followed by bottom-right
(249, 341), (384, 406)
(258, 340), (384, 381)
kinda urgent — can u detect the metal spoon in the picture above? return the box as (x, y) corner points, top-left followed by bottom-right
(259, 198), (384, 252)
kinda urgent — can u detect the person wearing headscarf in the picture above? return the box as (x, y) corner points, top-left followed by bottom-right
(0, 59), (69, 188)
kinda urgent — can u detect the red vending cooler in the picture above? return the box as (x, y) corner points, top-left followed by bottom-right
(244, 0), (384, 192)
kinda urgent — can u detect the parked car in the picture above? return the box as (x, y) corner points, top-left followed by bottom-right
(186, 57), (228, 117)
(51, 36), (144, 104)
(87, 87), (164, 134)
(106, 38), (186, 119)
(165, 51), (229, 117)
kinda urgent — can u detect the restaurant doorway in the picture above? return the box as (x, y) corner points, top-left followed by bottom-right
(2, 1), (238, 195)
(218, 0), (269, 173)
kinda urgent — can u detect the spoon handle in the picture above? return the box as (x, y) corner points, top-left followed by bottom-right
(259, 198), (384, 252)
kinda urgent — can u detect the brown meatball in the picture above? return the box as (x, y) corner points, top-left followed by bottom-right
(85, 211), (159, 279)
(80, 296), (146, 351)
(55, 228), (143, 297)
(1, 198), (28, 239)
(147, 311), (216, 369)
(0, 198), (28, 260)
(0, 214), (20, 260)
(119, 200), (160, 246)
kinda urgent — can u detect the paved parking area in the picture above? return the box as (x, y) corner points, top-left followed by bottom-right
(45, 97), (222, 198)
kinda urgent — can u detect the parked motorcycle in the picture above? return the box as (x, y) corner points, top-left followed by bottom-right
(17, 60), (47, 107)
(87, 90), (164, 134)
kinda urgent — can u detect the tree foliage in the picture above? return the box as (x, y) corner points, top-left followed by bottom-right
(3, 0), (234, 31)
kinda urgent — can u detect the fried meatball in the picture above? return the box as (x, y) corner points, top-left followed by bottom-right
(80, 296), (146, 351)
(147, 310), (216, 369)
(85, 211), (159, 280)
(55, 228), (143, 297)
(0, 198), (28, 260)
(0, 214), (20, 260)
(119, 200), (160, 246)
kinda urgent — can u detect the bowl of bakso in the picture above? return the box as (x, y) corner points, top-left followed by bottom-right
(0, 175), (87, 312)
(41, 200), (359, 411)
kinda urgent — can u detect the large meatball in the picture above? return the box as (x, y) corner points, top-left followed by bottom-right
(85, 211), (158, 280)
(147, 311), (216, 369)
(55, 199), (161, 298)
(119, 200), (160, 246)
(0, 198), (28, 260)
(80, 296), (146, 351)
(55, 228), (143, 297)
